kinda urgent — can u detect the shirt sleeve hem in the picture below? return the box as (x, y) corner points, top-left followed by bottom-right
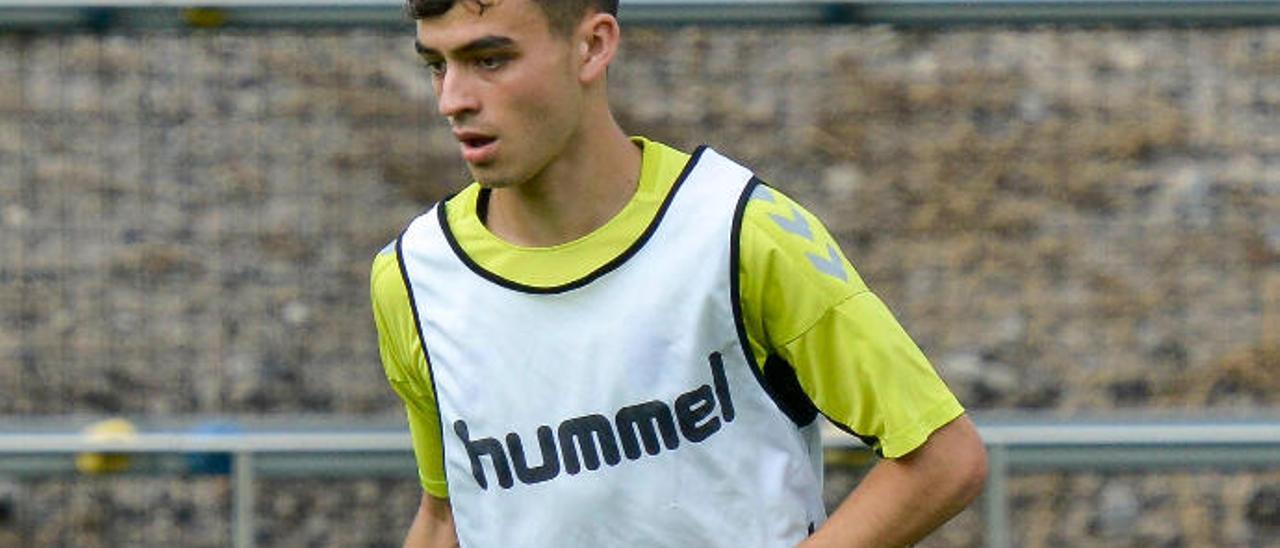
(422, 478), (449, 499)
(878, 399), (966, 459)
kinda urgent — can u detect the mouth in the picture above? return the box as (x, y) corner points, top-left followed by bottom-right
(455, 132), (498, 164)
(461, 135), (496, 149)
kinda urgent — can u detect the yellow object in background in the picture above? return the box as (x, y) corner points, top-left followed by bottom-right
(76, 418), (137, 474)
(183, 7), (228, 28)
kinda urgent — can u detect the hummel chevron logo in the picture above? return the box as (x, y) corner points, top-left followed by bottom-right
(751, 185), (848, 283)
(753, 186), (815, 240)
(749, 186), (775, 203)
(807, 244), (849, 282)
(769, 206), (813, 241)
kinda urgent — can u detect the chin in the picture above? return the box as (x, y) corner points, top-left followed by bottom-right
(470, 168), (521, 189)
(474, 176), (515, 189)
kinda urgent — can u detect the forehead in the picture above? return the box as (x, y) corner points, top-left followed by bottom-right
(415, 0), (553, 50)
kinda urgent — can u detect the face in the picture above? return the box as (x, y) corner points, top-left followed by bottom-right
(415, 0), (585, 189)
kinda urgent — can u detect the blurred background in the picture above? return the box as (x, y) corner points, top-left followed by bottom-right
(1, 0), (1278, 546)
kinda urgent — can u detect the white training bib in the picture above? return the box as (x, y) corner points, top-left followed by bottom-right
(397, 147), (826, 547)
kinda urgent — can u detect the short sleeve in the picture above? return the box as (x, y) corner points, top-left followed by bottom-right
(778, 292), (964, 458)
(371, 245), (449, 497)
(738, 185), (963, 458)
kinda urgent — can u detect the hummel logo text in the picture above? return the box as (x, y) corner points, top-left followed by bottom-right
(453, 352), (736, 490)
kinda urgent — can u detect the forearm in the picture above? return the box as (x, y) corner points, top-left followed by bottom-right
(404, 492), (459, 548)
(801, 415), (987, 547)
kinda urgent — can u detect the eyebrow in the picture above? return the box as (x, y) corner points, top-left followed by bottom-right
(414, 35), (517, 58)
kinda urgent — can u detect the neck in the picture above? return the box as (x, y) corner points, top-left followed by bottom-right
(485, 108), (642, 248)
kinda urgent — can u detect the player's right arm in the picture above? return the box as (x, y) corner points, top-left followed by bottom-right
(405, 492), (459, 548)
(371, 243), (457, 547)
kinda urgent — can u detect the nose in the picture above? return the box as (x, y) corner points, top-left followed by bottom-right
(436, 69), (479, 120)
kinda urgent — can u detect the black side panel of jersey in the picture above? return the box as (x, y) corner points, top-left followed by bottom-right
(825, 410), (883, 456)
(759, 354), (820, 427)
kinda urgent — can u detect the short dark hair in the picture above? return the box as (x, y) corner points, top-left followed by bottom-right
(406, 0), (619, 35)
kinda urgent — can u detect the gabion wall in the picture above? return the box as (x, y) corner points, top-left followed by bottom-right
(1, 25), (1277, 547)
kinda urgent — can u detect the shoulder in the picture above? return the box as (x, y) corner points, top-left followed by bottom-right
(739, 184), (868, 296)
(736, 182), (870, 350)
(371, 240), (406, 303)
(370, 240), (426, 384)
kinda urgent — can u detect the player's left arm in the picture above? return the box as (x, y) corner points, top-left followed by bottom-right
(787, 291), (986, 547)
(800, 415), (986, 547)
(738, 184), (986, 546)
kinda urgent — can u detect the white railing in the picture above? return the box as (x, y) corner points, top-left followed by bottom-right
(2, 414), (1279, 548)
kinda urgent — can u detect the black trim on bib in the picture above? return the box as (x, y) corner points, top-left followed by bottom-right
(729, 177), (816, 426)
(395, 218), (451, 487)
(437, 146), (709, 294)
(476, 187), (491, 224)
(728, 178), (759, 373)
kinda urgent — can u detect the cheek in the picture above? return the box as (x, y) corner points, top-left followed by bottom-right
(518, 50), (579, 114)
(509, 74), (578, 137)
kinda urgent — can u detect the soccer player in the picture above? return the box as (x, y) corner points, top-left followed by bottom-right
(371, 0), (988, 546)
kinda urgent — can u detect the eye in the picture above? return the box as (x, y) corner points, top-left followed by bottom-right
(424, 59), (446, 77)
(476, 56), (507, 71)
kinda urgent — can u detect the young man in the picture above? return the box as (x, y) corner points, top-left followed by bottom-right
(371, 0), (988, 546)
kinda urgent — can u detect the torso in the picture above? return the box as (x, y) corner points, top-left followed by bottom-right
(395, 147), (826, 547)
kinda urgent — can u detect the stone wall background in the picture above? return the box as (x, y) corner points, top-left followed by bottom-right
(0, 24), (1277, 546)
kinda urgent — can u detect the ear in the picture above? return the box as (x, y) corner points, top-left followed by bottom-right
(575, 13), (620, 85)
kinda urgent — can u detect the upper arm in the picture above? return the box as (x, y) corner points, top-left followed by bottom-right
(895, 414), (987, 503)
(371, 246), (450, 498)
(737, 185), (964, 457)
(737, 185), (868, 365)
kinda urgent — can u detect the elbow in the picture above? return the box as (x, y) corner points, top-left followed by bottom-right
(943, 417), (989, 508)
(914, 415), (990, 510)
